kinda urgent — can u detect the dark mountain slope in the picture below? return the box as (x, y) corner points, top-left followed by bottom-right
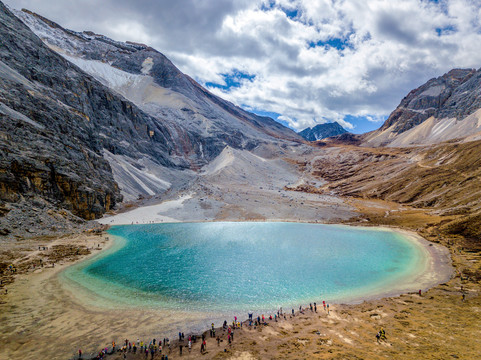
(381, 69), (478, 134)
(0, 2), (304, 238)
(0, 2), (184, 236)
(299, 122), (347, 141)
(15, 8), (301, 152)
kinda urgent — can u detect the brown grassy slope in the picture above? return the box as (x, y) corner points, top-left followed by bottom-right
(305, 140), (481, 240)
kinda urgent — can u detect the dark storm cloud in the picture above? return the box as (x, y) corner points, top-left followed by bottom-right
(376, 13), (419, 45)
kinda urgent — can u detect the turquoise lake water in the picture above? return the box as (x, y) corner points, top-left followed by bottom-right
(63, 222), (423, 312)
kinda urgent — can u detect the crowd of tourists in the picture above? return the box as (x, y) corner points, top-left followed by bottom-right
(76, 301), (333, 359)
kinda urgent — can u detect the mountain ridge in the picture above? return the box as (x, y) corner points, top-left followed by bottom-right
(363, 67), (481, 147)
(14, 7), (301, 145)
(0, 2), (304, 238)
(298, 121), (347, 141)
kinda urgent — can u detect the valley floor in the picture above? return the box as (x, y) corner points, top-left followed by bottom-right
(0, 206), (479, 360)
(1, 144), (480, 359)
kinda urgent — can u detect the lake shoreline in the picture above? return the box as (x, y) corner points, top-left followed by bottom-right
(0, 221), (454, 359)
(65, 223), (453, 311)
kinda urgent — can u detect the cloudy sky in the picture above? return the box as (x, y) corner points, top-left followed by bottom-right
(5, 0), (481, 133)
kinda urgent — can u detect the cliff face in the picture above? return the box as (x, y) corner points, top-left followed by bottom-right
(298, 122), (347, 141)
(0, 2), (304, 238)
(380, 69), (478, 133)
(14, 8), (301, 151)
(11, 6), (302, 201)
(0, 2), (182, 235)
(363, 68), (481, 147)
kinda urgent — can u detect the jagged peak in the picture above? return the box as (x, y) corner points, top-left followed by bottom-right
(299, 121), (347, 142)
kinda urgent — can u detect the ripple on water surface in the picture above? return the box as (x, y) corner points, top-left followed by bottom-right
(62, 222), (423, 312)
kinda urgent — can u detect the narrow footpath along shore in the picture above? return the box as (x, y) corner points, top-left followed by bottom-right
(0, 223), (479, 360)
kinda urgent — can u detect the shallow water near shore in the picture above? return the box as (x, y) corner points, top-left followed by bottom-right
(62, 222), (427, 313)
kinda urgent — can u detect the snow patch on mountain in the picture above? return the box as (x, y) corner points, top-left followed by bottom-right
(60, 54), (197, 115)
(0, 101), (44, 129)
(63, 54), (142, 90)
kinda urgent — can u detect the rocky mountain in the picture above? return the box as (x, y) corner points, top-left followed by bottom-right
(298, 122), (347, 141)
(0, 2), (302, 238)
(12, 8), (301, 173)
(363, 68), (481, 147)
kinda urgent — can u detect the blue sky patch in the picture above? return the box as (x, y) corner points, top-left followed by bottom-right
(435, 25), (456, 36)
(344, 115), (387, 134)
(279, 6), (299, 20)
(309, 38), (351, 50)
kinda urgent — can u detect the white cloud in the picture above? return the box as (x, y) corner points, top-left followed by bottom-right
(5, 0), (481, 132)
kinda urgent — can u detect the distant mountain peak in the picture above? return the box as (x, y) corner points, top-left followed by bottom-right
(298, 121), (347, 141)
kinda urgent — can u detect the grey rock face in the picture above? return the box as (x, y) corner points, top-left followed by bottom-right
(0, 2), (182, 235)
(299, 122), (348, 141)
(14, 7), (302, 167)
(379, 68), (481, 134)
(0, 2), (302, 238)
